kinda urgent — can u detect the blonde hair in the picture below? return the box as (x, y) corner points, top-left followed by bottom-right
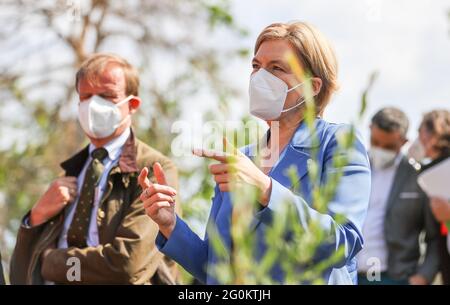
(255, 21), (339, 115)
(75, 53), (140, 96)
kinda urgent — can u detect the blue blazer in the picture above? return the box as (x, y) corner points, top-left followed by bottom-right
(156, 118), (371, 284)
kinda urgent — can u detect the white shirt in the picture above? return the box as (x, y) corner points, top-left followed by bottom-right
(57, 128), (130, 248)
(357, 154), (402, 273)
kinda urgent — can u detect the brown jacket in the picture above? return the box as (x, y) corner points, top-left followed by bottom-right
(10, 130), (180, 284)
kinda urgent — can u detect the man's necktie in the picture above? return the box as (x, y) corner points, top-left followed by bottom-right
(67, 147), (108, 248)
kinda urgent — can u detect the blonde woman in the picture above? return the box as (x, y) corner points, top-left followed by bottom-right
(138, 22), (371, 284)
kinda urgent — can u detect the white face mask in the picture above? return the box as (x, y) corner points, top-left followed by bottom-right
(249, 68), (305, 120)
(407, 138), (426, 162)
(369, 147), (398, 170)
(78, 95), (133, 139)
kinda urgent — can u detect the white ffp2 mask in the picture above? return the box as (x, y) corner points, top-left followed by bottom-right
(249, 68), (305, 120)
(369, 147), (397, 170)
(78, 95), (133, 139)
(407, 138), (426, 162)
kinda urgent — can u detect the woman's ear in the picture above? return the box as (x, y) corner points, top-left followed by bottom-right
(129, 96), (142, 114)
(312, 78), (323, 97)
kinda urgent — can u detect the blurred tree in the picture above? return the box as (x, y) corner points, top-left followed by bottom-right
(0, 0), (248, 281)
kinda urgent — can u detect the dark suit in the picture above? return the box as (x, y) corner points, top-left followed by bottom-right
(0, 250), (5, 285)
(384, 156), (440, 282)
(420, 154), (450, 284)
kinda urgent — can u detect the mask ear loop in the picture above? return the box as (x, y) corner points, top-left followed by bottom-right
(281, 82), (307, 113)
(281, 97), (305, 113)
(116, 95), (134, 107)
(114, 95), (135, 129)
(286, 82), (304, 93)
(281, 80), (319, 113)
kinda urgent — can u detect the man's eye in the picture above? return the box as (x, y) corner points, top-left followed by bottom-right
(252, 64), (259, 69)
(273, 66), (284, 72)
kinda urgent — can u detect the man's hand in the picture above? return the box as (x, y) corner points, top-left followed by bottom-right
(408, 274), (428, 285)
(30, 177), (78, 226)
(138, 162), (177, 239)
(430, 197), (450, 222)
(193, 137), (272, 206)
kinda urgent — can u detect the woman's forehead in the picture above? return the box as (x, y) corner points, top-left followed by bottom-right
(254, 40), (295, 62)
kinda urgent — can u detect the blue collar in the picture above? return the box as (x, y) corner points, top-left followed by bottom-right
(245, 118), (325, 156)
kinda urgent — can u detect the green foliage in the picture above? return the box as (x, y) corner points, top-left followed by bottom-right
(202, 0), (249, 36)
(360, 72), (378, 119)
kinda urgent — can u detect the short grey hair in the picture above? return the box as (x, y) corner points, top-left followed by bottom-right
(371, 107), (409, 138)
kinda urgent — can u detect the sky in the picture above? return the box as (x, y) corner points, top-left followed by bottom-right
(221, 0), (450, 147)
(1, 0), (448, 151)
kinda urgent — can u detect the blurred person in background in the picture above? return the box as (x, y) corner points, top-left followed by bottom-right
(357, 107), (439, 285)
(410, 109), (450, 284)
(0, 251), (5, 285)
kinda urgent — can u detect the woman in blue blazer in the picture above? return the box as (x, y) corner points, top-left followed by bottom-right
(138, 21), (371, 284)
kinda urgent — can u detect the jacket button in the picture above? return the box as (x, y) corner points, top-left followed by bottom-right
(98, 210), (105, 218)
